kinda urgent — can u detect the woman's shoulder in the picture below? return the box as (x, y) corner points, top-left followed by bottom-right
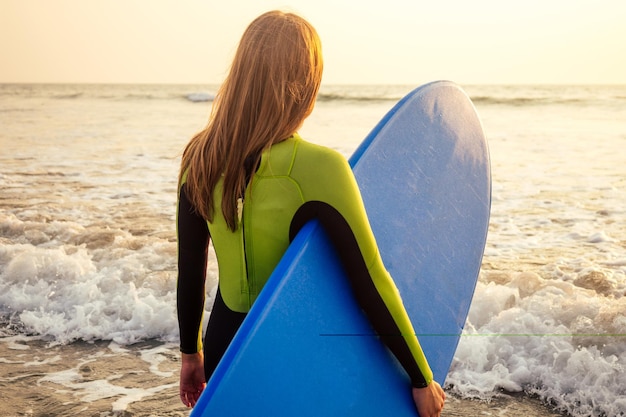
(260, 134), (344, 177)
(291, 134), (347, 165)
(286, 134), (354, 184)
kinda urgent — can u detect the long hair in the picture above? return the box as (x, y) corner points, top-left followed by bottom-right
(179, 10), (323, 231)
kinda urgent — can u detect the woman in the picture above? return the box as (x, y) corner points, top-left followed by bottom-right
(176, 10), (445, 416)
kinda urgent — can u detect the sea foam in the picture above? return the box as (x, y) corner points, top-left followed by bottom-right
(0, 213), (208, 346)
(448, 271), (626, 417)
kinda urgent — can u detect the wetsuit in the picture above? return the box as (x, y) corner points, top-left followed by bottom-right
(177, 133), (434, 388)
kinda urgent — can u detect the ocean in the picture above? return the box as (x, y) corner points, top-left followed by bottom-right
(0, 83), (625, 416)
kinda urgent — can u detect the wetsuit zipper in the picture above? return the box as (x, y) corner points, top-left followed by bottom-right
(237, 197), (251, 308)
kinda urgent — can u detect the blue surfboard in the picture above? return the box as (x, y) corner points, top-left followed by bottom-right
(191, 81), (491, 416)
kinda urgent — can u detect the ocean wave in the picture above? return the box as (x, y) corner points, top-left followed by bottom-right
(316, 92), (400, 102)
(53, 93), (84, 99)
(2, 84), (624, 108)
(185, 92), (215, 102)
(0, 213), (184, 345)
(7, 171), (75, 177)
(470, 95), (587, 107)
(448, 271), (626, 417)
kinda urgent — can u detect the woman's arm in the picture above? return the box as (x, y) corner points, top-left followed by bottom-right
(290, 146), (443, 413)
(176, 183), (210, 354)
(289, 144), (440, 392)
(177, 183), (211, 406)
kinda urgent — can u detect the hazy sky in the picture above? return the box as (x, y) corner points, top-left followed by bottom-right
(2, 0), (625, 85)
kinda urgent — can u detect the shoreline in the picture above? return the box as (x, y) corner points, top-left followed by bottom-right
(0, 337), (567, 417)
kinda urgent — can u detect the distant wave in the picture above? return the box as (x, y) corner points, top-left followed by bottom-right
(183, 90), (399, 103)
(316, 92), (400, 102)
(48, 90), (218, 103)
(185, 92), (215, 103)
(470, 95), (588, 107)
(53, 93), (83, 99)
(183, 91), (399, 103)
(319, 87), (626, 106)
(3, 84), (624, 108)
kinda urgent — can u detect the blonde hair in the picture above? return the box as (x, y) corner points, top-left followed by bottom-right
(180, 10), (323, 230)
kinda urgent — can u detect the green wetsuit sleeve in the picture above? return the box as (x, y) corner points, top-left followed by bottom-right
(289, 144), (434, 388)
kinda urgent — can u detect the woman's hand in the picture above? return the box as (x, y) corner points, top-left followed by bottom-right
(412, 380), (446, 417)
(180, 352), (206, 408)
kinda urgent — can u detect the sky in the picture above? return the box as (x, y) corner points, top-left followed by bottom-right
(1, 0), (625, 85)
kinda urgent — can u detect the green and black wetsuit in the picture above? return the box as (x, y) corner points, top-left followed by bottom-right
(177, 134), (433, 388)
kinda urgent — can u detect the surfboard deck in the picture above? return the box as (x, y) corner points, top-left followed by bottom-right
(191, 80), (491, 416)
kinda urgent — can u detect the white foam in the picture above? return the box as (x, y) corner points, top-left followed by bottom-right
(139, 343), (177, 378)
(448, 273), (626, 416)
(24, 355), (62, 367)
(186, 92), (215, 102)
(586, 231), (616, 243)
(0, 214), (216, 346)
(39, 364), (176, 413)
